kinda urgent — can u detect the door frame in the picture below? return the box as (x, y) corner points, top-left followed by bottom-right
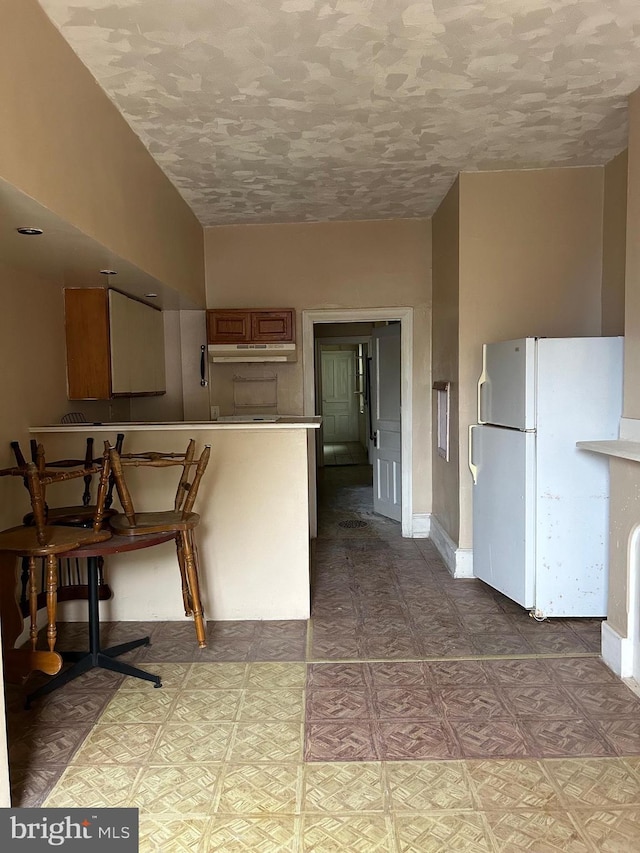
(302, 307), (413, 537)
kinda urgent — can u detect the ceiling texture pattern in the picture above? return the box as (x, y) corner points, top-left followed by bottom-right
(38, 0), (640, 226)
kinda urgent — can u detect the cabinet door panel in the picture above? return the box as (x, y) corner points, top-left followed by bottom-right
(108, 290), (132, 395)
(109, 291), (165, 395)
(65, 289), (111, 400)
(207, 310), (250, 343)
(251, 310), (294, 341)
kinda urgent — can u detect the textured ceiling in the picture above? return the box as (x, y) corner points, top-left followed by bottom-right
(38, 0), (640, 226)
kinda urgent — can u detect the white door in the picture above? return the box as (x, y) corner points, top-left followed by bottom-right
(479, 337), (536, 429)
(321, 350), (359, 442)
(471, 424), (536, 607)
(371, 324), (401, 521)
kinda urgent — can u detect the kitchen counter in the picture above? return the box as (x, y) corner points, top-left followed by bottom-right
(30, 420), (320, 622)
(32, 417), (321, 432)
(577, 440), (640, 464)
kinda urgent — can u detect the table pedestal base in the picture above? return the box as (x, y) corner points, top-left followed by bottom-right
(25, 556), (161, 708)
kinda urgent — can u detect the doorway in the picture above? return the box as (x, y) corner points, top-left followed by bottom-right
(302, 307), (413, 536)
(318, 338), (370, 467)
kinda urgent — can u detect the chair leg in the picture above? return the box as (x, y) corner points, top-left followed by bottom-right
(179, 529), (206, 648)
(174, 535), (193, 617)
(44, 554), (58, 653)
(28, 557), (38, 651)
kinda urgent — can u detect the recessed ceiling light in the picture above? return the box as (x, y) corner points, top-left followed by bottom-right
(99, 269), (117, 275)
(16, 227), (43, 235)
(144, 293), (158, 298)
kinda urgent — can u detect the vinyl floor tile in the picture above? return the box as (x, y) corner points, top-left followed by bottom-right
(71, 723), (162, 765)
(302, 762), (386, 812)
(44, 765), (141, 807)
(543, 757), (640, 807)
(150, 722), (234, 764)
(485, 810), (592, 852)
(204, 816), (298, 852)
(576, 808), (640, 853)
(302, 814), (394, 853)
(394, 812), (494, 853)
(217, 763), (302, 814)
(386, 760), (474, 811)
(229, 722), (304, 764)
(130, 765), (222, 815)
(466, 759), (562, 810)
(139, 816), (210, 853)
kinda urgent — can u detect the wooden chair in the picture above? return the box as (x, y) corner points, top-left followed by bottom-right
(0, 448), (112, 681)
(107, 439), (211, 648)
(11, 434), (124, 526)
(10, 436), (124, 616)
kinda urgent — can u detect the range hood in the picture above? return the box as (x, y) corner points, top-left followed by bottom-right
(208, 343), (297, 363)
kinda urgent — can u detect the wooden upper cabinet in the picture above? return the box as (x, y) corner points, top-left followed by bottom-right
(251, 310), (294, 342)
(206, 310), (251, 343)
(64, 288), (166, 400)
(65, 288), (112, 400)
(207, 309), (295, 344)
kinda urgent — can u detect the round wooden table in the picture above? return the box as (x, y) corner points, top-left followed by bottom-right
(25, 530), (177, 708)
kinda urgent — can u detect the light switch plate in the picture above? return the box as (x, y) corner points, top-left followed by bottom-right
(210, 405), (220, 419)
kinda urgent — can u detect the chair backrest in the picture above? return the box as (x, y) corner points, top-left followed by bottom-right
(61, 412), (88, 424)
(107, 440), (211, 526)
(11, 434), (124, 510)
(2, 446), (112, 546)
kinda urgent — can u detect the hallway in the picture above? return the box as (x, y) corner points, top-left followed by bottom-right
(5, 464), (640, 850)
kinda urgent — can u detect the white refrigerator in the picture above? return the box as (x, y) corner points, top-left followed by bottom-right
(469, 336), (623, 618)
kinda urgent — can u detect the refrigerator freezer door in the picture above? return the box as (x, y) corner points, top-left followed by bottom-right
(479, 338), (536, 430)
(472, 425), (536, 607)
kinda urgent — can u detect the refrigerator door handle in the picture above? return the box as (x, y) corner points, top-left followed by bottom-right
(477, 347), (488, 424)
(468, 424), (478, 484)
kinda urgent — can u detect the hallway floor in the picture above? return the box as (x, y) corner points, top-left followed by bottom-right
(6, 464), (640, 850)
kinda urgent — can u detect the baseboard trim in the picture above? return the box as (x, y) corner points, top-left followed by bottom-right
(411, 513), (430, 538)
(429, 516), (474, 578)
(601, 621), (632, 677)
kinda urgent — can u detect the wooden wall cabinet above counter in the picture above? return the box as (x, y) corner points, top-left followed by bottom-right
(206, 309), (295, 344)
(64, 288), (166, 400)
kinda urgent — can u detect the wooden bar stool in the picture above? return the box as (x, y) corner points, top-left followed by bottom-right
(107, 440), (211, 648)
(0, 449), (113, 680)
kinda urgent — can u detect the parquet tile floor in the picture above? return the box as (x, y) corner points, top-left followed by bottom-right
(5, 464), (640, 850)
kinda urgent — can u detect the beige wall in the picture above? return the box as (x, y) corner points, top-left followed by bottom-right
(602, 150), (628, 337)
(205, 219), (432, 515)
(431, 178), (460, 543)
(457, 167), (606, 548)
(0, 263), (71, 530)
(0, 1), (204, 306)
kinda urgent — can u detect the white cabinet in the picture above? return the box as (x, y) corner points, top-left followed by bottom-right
(65, 288), (165, 399)
(108, 290), (165, 395)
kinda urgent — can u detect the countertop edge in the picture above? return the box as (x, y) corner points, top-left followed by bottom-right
(577, 439), (640, 463)
(31, 418), (321, 433)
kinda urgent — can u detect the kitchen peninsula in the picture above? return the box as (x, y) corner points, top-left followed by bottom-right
(30, 418), (320, 623)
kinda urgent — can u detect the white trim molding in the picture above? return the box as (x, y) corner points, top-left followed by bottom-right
(411, 514), (431, 538)
(620, 417), (640, 442)
(429, 516), (474, 578)
(601, 621), (632, 678)
(302, 307), (414, 536)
